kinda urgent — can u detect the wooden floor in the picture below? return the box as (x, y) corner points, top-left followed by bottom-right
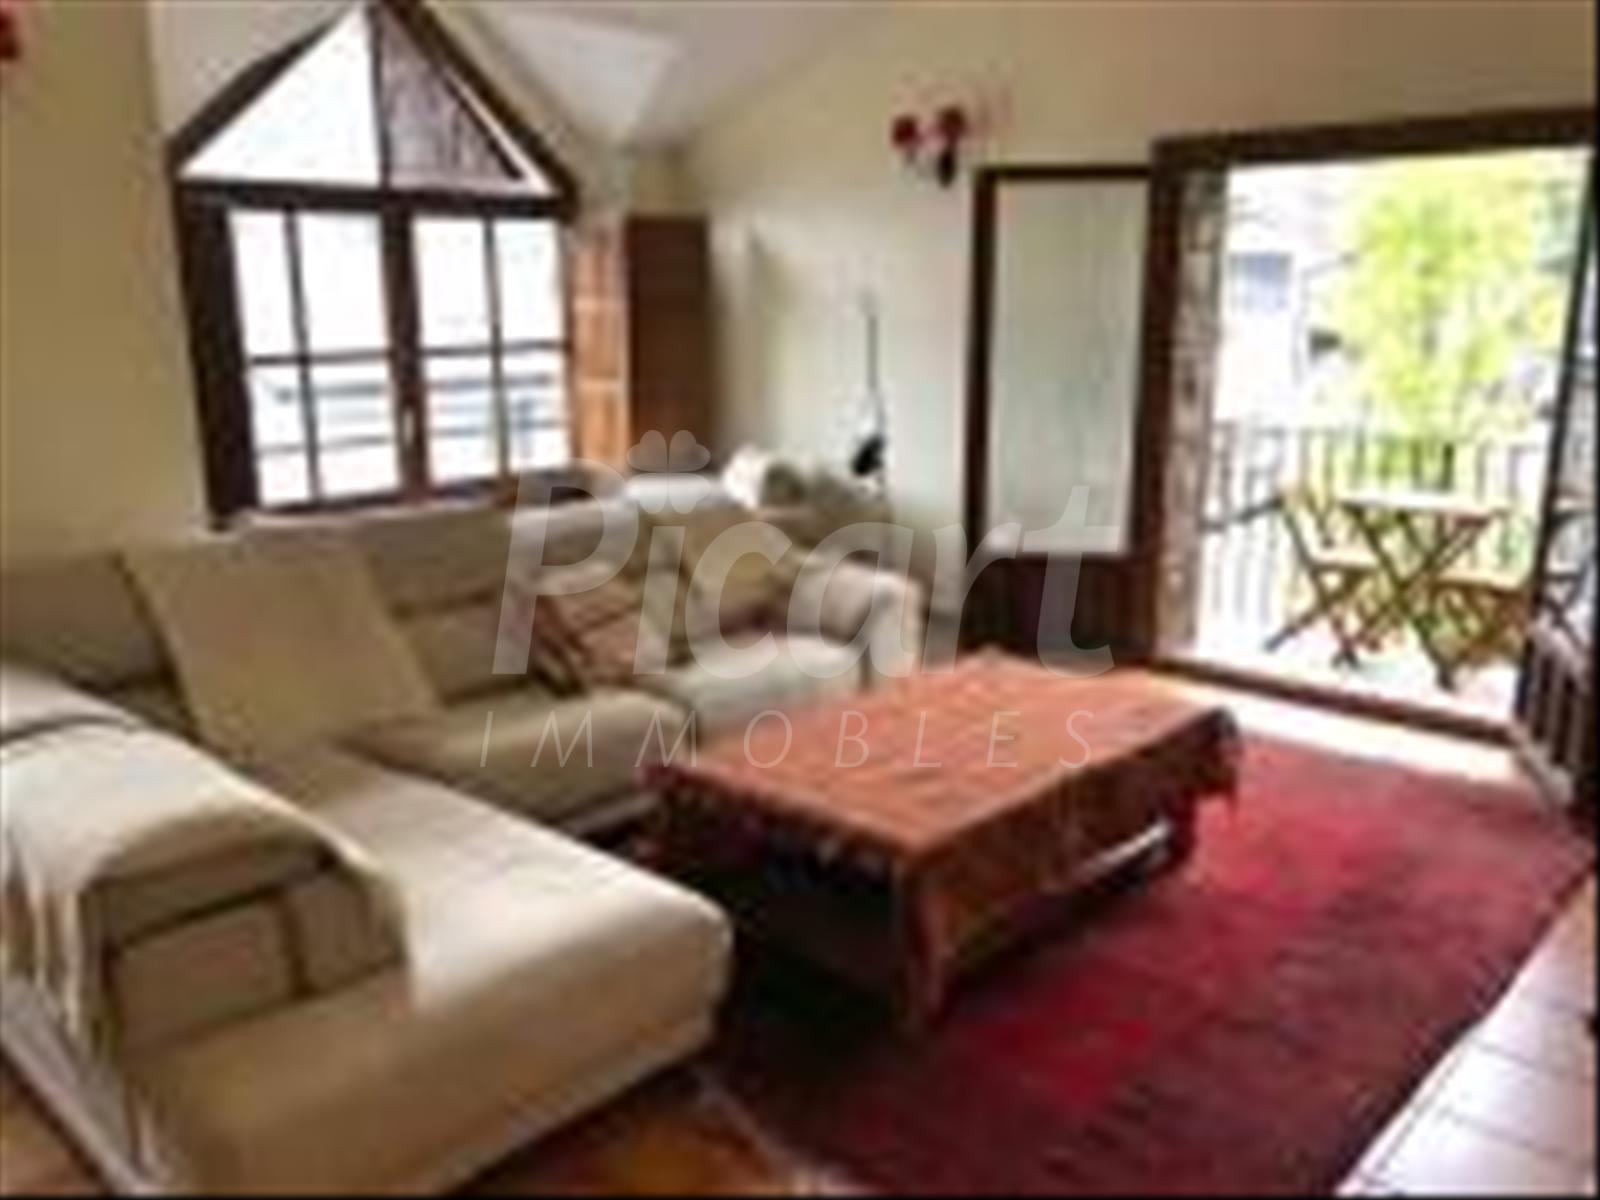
(2, 687), (1593, 1196)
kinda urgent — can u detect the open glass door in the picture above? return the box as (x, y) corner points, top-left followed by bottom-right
(1143, 111), (1594, 734)
(1513, 162), (1596, 812)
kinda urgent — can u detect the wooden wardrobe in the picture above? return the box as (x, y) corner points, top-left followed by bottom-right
(568, 215), (715, 470)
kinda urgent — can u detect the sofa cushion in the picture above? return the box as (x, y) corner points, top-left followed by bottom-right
(679, 510), (800, 641)
(246, 502), (514, 617)
(101, 844), (321, 947)
(347, 688), (690, 831)
(125, 532), (438, 760)
(634, 635), (862, 735)
(111, 902), (295, 1052)
(635, 509), (799, 658)
(509, 497), (650, 575)
(131, 748), (729, 1193)
(347, 504), (513, 615)
(400, 599), (521, 701)
(0, 554), (169, 689)
(530, 569), (664, 691)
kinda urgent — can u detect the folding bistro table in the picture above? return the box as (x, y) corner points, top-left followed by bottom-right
(1336, 489), (1507, 690)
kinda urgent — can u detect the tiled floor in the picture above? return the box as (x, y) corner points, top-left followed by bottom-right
(1, 688), (1594, 1196)
(1339, 876), (1596, 1197)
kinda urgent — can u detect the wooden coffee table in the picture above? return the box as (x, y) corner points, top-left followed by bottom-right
(645, 653), (1240, 1030)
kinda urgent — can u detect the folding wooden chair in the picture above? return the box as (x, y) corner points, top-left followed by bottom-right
(1434, 562), (1582, 672)
(1264, 489), (1383, 667)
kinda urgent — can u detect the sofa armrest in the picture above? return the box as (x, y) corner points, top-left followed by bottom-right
(1, 724), (402, 1055)
(786, 554), (926, 684)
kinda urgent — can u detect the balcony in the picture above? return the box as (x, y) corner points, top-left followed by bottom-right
(1189, 418), (1550, 719)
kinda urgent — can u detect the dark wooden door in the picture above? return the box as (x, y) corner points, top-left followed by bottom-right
(963, 165), (1168, 663)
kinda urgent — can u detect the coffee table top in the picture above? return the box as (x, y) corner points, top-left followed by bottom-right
(648, 653), (1239, 865)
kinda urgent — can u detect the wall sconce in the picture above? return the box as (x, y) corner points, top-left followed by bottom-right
(0, 0), (20, 65)
(890, 103), (972, 188)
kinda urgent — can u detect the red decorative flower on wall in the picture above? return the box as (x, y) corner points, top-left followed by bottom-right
(889, 102), (973, 188)
(0, 0), (21, 64)
(934, 104), (969, 144)
(890, 113), (921, 156)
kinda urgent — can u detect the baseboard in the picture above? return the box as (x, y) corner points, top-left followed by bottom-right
(1154, 653), (1511, 745)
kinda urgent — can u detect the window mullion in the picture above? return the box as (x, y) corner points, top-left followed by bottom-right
(485, 218), (512, 479)
(384, 207), (430, 495)
(282, 209), (324, 502)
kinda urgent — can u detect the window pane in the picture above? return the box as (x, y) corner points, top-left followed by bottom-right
(495, 220), (563, 341)
(248, 364), (307, 451)
(232, 212), (296, 357)
(309, 360), (399, 496)
(183, 8), (379, 187)
(424, 354), (498, 483)
(429, 432), (499, 485)
(298, 213), (387, 352)
(415, 218), (490, 347)
(507, 425), (569, 471)
(424, 353), (494, 433)
(986, 180), (1148, 555)
(321, 443), (402, 499)
(503, 349), (569, 470)
(258, 450), (312, 506)
(310, 359), (396, 444)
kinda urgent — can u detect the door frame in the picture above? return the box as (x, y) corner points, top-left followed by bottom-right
(962, 162), (1159, 660)
(1139, 105), (1596, 738)
(1511, 156), (1598, 800)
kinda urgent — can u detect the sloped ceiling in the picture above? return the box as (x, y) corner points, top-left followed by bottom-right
(465, 1), (871, 146)
(147, 0), (872, 147)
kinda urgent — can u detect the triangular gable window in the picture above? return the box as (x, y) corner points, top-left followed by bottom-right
(176, 0), (568, 203)
(170, 0), (578, 516)
(185, 8), (381, 186)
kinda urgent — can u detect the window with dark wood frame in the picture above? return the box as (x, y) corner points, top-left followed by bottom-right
(168, 0), (580, 517)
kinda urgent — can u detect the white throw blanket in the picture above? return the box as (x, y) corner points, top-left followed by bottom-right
(0, 723), (402, 1054)
(0, 660), (141, 745)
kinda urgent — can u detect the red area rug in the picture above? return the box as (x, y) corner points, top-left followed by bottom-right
(717, 736), (1592, 1195)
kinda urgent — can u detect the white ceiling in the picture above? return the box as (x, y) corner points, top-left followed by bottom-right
(467, 1), (870, 146)
(148, 0), (872, 148)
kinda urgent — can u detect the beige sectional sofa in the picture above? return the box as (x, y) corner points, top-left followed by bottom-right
(0, 496), (924, 1194)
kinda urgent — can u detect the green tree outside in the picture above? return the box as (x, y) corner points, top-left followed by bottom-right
(1326, 152), (1581, 444)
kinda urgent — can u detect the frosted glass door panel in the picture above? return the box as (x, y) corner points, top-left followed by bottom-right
(987, 181), (1149, 555)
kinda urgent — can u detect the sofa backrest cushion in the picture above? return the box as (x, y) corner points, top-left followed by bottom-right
(0, 555), (171, 690)
(641, 506), (800, 652)
(509, 497), (651, 575)
(125, 531), (438, 759)
(399, 599), (514, 702)
(344, 504), (513, 616)
(244, 501), (515, 617)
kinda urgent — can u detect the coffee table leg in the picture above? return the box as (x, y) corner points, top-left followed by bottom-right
(893, 886), (944, 1035)
(1164, 802), (1201, 873)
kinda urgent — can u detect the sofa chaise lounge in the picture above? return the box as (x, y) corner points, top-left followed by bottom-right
(0, 495), (925, 1193)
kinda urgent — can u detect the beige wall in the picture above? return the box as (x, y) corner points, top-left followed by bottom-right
(685, 0), (1597, 542)
(1, 0), (204, 564)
